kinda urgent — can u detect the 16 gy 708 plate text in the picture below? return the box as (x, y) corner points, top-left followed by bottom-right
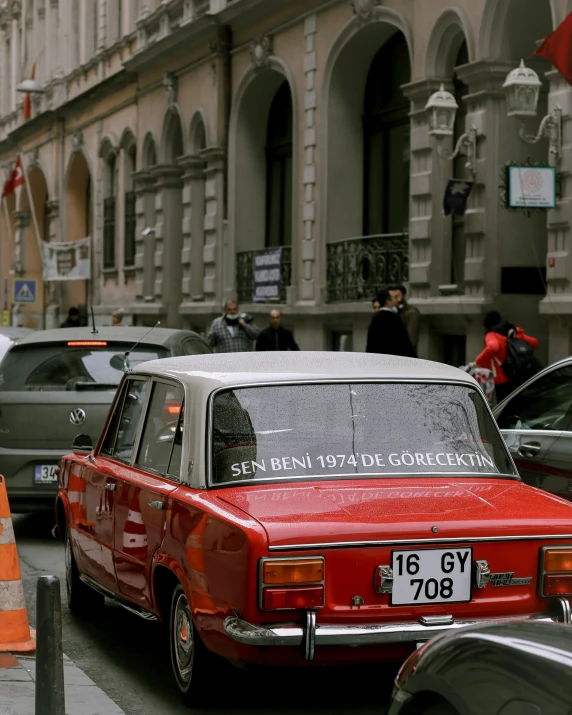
(390, 547), (472, 606)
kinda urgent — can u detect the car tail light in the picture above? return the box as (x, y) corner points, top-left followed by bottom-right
(165, 402), (181, 416)
(259, 557), (325, 611)
(67, 341), (108, 347)
(539, 546), (572, 596)
(263, 586), (324, 610)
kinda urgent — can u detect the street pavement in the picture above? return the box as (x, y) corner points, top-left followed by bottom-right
(13, 513), (396, 715)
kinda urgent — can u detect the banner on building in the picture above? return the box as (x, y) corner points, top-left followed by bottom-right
(42, 237), (91, 281)
(253, 247), (282, 302)
(443, 179), (474, 216)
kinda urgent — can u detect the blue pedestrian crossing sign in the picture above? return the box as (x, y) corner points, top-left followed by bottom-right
(13, 279), (37, 304)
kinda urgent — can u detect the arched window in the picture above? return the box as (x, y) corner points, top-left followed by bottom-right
(124, 146), (136, 267)
(363, 34), (411, 236)
(103, 155), (117, 269)
(265, 81), (293, 248)
(451, 41), (469, 286)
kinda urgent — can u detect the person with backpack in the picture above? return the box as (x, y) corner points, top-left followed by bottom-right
(472, 310), (540, 403)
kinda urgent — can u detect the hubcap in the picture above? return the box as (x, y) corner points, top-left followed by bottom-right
(173, 593), (193, 684)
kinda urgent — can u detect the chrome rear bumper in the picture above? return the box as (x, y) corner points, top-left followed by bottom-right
(224, 597), (571, 660)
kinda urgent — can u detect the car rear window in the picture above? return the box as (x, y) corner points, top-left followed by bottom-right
(211, 382), (516, 485)
(0, 343), (169, 391)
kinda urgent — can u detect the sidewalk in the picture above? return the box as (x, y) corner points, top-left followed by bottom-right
(0, 652), (126, 715)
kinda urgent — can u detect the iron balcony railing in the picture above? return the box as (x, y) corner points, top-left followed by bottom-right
(236, 246), (292, 304)
(326, 233), (409, 303)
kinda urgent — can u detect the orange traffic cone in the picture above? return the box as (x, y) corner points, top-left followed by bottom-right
(122, 491), (148, 560)
(0, 475), (36, 653)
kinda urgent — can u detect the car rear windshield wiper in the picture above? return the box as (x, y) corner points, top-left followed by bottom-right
(74, 382), (119, 391)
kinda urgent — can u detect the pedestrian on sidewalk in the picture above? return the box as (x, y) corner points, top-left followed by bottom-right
(111, 309), (128, 327)
(60, 307), (82, 328)
(389, 284), (421, 353)
(366, 289), (417, 358)
(208, 300), (260, 353)
(472, 310), (540, 403)
(256, 309), (299, 351)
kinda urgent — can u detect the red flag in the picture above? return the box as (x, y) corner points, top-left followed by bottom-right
(535, 12), (572, 85)
(2, 157), (24, 198)
(22, 60), (36, 121)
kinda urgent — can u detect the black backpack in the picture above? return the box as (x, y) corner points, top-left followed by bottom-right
(502, 330), (538, 382)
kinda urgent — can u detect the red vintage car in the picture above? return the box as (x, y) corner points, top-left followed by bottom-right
(56, 353), (572, 708)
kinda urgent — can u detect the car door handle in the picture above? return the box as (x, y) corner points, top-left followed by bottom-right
(518, 443), (541, 457)
(104, 482), (116, 491)
(148, 501), (164, 510)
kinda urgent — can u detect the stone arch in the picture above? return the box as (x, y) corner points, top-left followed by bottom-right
(320, 11), (412, 252)
(425, 7), (474, 78)
(98, 133), (120, 160)
(160, 106), (186, 164)
(63, 151), (92, 314)
(120, 127), (136, 152)
(228, 56), (299, 270)
(189, 110), (209, 154)
(478, 0), (555, 60)
(142, 131), (158, 168)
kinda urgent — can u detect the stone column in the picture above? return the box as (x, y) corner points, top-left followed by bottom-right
(13, 210), (30, 276)
(153, 165), (183, 326)
(542, 68), (572, 362)
(301, 13), (317, 303)
(179, 154), (206, 302)
(133, 169), (157, 302)
(44, 200), (61, 328)
(201, 147), (225, 303)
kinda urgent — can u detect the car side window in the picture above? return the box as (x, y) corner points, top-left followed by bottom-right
(496, 365), (572, 431)
(181, 336), (211, 356)
(101, 379), (149, 462)
(136, 381), (185, 479)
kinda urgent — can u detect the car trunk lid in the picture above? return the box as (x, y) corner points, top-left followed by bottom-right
(216, 478), (572, 546)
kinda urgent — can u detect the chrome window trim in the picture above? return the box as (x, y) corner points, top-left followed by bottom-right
(268, 535), (572, 552)
(537, 544), (572, 598)
(97, 375), (151, 464)
(258, 555), (325, 611)
(206, 378), (518, 488)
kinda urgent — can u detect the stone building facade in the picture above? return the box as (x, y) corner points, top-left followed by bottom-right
(0, 0), (571, 364)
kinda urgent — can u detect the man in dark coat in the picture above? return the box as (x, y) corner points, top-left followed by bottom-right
(256, 310), (299, 351)
(366, 289), (416, 357)
(60, 307), (82, 328)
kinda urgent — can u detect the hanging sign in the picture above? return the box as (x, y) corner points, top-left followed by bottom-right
(42, 237), (91, 281)
(508, 166), (556, 209)
(443, 179), (474, 216)
(253, 247), (282, 302)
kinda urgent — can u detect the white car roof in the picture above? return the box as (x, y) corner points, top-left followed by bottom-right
(132, 352), (476, 390)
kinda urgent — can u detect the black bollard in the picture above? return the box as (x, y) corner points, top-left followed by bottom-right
(35, 575), (65, 715)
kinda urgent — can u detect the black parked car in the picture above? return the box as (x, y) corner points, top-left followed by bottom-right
(389, 621), (572, 715)
(493, 358), (572, 502)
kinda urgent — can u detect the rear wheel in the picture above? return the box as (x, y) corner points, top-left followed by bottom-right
(65, 527), (104, 616)
(169, 584), (213, 707)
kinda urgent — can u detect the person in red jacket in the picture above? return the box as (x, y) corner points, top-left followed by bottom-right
(473, 310), (539, 403)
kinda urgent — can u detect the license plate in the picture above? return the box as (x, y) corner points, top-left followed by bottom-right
(391, 547), (472, 605)
(34, 465), (57, 484)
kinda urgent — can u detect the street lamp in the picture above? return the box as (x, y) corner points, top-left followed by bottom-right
(425, 84), (477, 178)
(502, 59), (562, 165)
(15, 79), (45, 93)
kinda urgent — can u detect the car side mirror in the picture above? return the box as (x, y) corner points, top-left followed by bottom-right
(72, 433), (93, 456)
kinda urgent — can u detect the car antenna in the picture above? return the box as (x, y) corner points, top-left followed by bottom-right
(90, 307), (98, 335)
(122, 322), (161, 374)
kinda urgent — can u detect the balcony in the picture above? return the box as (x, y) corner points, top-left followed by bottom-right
(236, 246), (292, 304)
(326, 233), (409, 303)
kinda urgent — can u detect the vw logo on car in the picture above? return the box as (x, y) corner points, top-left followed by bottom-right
(69, 408), (86, 426)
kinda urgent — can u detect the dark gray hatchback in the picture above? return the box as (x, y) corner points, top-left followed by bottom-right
(0, 327), (211, 512)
